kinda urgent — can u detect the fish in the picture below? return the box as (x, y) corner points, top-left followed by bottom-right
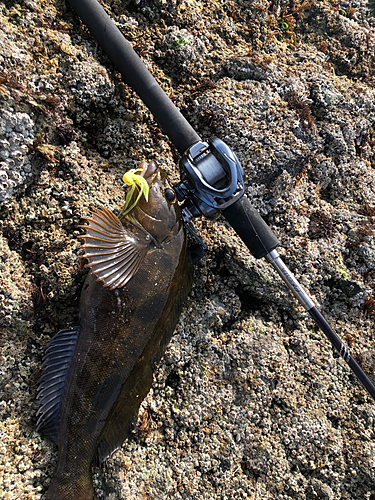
(36, 160), (193, 500)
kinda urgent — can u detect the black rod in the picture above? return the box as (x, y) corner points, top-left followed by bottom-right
(66, 0), (375, 401)
(67, 0), (201, 154)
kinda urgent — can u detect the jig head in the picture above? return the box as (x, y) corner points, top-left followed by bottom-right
(122, 168), (149, 215)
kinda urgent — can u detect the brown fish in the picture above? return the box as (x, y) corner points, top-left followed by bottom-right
(36, 160), (193, 500)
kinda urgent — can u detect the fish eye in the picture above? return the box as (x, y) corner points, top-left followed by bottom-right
(164, 188), (176, 203)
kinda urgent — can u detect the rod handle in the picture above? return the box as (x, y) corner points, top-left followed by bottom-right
(223, 196), (280, 259)
(68, 0), (200, 154)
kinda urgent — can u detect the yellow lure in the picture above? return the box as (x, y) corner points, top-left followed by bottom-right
(122, 168), (150, 215)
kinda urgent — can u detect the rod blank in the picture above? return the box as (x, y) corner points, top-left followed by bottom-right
(266, 249), (375, 400)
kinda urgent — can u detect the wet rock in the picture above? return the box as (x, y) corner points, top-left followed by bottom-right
(0, 108), (34, 203)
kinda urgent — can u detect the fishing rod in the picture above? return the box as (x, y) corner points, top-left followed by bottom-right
(67, 0), (375, 401)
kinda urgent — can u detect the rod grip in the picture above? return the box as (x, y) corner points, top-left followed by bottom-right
(68, 0), (200, 154)
(223, 196), (279, 259)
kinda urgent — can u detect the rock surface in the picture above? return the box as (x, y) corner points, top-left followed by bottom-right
(1, 0), (375, 499)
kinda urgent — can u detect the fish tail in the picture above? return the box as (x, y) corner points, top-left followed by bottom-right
(44, 471), (94, 500)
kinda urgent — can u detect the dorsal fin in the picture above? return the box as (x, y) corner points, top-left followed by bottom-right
(36, 327), (80, 443)
(79, 206), (151, 290)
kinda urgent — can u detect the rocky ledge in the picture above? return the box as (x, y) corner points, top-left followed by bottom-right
(1, 1), (375, 499)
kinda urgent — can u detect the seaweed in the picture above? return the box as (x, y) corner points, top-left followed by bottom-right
(286, 91), (314, 129)
(308, 210), (336, 240)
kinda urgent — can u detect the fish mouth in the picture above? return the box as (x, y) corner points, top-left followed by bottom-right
(140, 160), (158, 180)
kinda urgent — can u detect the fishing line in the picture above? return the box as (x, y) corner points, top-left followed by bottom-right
(67, 0), (375, 401)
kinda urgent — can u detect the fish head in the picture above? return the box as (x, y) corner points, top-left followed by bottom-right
(79, 160), (185, 290)
(122, 160), (182, 244)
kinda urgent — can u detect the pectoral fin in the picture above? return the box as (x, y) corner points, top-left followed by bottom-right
(79, 206), (151, 289)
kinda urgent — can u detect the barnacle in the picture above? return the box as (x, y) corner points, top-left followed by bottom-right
(122, 168), (149, 215)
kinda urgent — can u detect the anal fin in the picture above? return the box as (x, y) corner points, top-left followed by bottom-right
(36, 327), (80, 444)
(94, 361), (154, 464)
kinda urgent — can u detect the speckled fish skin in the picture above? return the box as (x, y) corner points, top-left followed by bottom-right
(40, 161), (193, 500)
